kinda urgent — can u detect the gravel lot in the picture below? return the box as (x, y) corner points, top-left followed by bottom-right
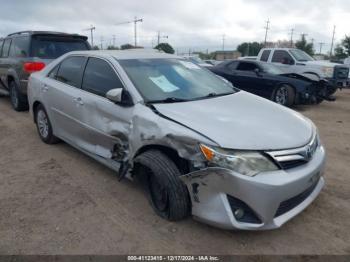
(0, 90), (349, 255)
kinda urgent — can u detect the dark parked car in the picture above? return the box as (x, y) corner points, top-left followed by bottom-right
(0, 31), (90, 111)
(210, 60), (332, 107)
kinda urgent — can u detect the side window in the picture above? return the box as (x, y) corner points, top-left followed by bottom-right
(260, 50), (271, 62)
(271, 50), (294, 64)
(0, 40), (4, 57)
(48, 64), (60, 79)
(226, 61), (238, 71)
(56, 56), (87, 88)
(9, 36), (29, 57)
(82, 57), (124, 97)
(1, 39), (12, 58)
(236, 62), (259, 71)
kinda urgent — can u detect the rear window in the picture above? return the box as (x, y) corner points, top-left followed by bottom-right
(1, 39), (12, 58)
(30, 36), (89, 59)
(260, 50), (271, 62)
(9, 36), (30, 57)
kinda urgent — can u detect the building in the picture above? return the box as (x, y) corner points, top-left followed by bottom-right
(214, 50), (241, 61)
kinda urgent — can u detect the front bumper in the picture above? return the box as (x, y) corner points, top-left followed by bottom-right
(181, 145), (326, 230)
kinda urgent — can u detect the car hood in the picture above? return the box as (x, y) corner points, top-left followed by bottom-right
(303, 60), (338, 67)
(154, 92), (314, 150)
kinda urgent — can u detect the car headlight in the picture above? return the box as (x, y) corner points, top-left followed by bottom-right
(199, 144), (279, 177)
(321, 66), (334, 78)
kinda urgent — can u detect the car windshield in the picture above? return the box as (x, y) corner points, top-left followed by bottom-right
(188, 57), (205, 64)
(31, 36), (89, 59)
(259, 63), (284, 75)
(289, 49), (314, 62)
(118, 58), (236, 103)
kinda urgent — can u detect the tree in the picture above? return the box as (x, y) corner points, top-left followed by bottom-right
(154, 43), (175, 54)
(334, 44), (347, 59)
(237, 42), (264, 56)
(107, 45), (119, 50)
(341, 35), (350, 56)
(92, 45), (100, 50)
(295, 35), (314, 55)
(120, 44), (135, 50)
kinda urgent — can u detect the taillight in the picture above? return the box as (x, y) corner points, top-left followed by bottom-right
(23, 62), (46, 74)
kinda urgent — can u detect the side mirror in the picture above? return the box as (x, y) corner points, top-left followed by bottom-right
(106, 88), (134, 106)
(106, 88), (123, 103)
(254, 68), (262, 76)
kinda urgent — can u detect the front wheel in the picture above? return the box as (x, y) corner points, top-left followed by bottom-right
(35, 104), (60, 144)
(134, 150), (191, 221)
(272, 84), (295, 107)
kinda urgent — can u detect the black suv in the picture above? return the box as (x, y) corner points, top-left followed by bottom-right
(0, 31), (91, 111)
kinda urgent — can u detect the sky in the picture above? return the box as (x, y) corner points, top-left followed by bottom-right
(0, 0), (349, 54)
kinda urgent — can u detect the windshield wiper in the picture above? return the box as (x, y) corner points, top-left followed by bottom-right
(195, 92), (234, 100)
(148, 97), (191, 104)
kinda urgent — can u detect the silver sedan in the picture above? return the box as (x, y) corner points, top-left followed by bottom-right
(28, 50), (325, 230)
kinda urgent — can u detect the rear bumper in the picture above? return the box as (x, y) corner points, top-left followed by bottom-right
(181, 145), (326, 230)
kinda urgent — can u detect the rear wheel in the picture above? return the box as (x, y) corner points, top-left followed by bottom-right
(134, 150), (191, 221)
(35, 104), (60, 144)
(9, 81), (28, 111)
(273, 84), (295, 107)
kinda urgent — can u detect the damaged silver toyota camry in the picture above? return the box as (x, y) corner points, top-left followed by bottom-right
(28, 50), (325, 230)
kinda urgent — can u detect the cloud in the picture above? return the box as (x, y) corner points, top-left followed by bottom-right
(0, 0), (349, 53)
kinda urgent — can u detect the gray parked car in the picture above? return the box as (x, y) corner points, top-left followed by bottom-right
(28, 50), (326, 230)
(0, 31), (90, 111)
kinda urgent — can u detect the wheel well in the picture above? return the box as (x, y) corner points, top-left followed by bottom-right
(32, 101), (42, 123)
(7, 75), (14, 86)
(134, 145), (191, 174)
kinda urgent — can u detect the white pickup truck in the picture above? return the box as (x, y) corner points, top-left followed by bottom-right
(256, 48), (350, 94)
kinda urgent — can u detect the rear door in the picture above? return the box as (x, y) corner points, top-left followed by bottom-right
(43, 56), (90, 149)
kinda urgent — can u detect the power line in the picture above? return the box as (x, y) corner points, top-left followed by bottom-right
(264, 19), (270, 46)
(83, 25), (96, 47)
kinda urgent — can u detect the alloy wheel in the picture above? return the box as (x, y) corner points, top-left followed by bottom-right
(275, 86), (288, 105)
(37, 110), (49, 139)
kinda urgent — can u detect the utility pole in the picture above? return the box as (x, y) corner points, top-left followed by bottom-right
(289, 28), (295, 47)
(264, 19), (270, 46)
(318, 42), (325, 54)
(115, 17), (143, 47)
(100, 36), (104, 50)
(300, 33), (308, 39)
(83, 25), (96, 47)
(222, 34), (226, 51)
(112, 35), (116, 47)
(330, 25), (336, 57)
(157, 31), (169, 45)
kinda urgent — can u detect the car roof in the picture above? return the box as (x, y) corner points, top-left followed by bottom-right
(6, 31), (88, 40)
(67, 49), (182, 60)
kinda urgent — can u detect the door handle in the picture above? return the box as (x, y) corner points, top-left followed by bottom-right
(41, 84), (49, 92)
(73, 97), (84, 106)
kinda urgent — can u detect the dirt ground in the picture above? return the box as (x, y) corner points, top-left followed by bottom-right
(0, 90), (349, 255)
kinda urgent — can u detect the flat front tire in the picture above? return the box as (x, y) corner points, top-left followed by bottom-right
(134, 150), (191, 221)
(35, 104), (59, 144)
